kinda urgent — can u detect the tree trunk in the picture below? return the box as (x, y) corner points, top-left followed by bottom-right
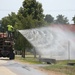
(34, 48), (36, 58)
(22, 48), (25, 58)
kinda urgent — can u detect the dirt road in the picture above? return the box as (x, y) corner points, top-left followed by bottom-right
(0, 58), (66, 75)
(0, 58), (46, 75)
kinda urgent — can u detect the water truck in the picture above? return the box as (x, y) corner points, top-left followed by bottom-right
(0, 32), (15, 60)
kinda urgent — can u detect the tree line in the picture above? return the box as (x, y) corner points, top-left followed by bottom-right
(0, 0), (75, 57)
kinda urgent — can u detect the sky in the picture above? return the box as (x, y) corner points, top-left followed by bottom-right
(0, 0), (75, 24)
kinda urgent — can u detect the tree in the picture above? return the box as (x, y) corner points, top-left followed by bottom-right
(44, 14), (54, 23)
(72, 16), (75, 24)
(18, 0), (44, 27)
(0, 20), (2, 26)
(1, 12), (18, 31)
(14, 33), (33, 58)
(55, 15), (69, 24)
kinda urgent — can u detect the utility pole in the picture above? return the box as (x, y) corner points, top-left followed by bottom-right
(67, 41), (75, 65)
(68, 40), (70, 61)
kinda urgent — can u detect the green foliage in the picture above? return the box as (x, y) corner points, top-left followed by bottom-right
(0, 20), (2, 24)
(1, 12), (18, 31)
(17, 0), (44, 28)
(44, 14), (54, 24)
(14, 32), (33, 51)
(17, 15), (37, 29)
(55, 14), (69, 24)
(13, 0), (45, 29)
(72, 16), (75, 24)
(22, 0), (44, 20)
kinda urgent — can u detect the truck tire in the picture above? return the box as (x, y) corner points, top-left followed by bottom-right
(9, 53), (15, 60)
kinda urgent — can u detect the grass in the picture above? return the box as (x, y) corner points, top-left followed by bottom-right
(15, 55), (75, 75)
(42, 60), (75, 75)
(15, 55), (42, 64)
(42, 65), (75, 75)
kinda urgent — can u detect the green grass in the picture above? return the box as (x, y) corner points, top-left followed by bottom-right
(15, 55), (42, 64)
(15, 55), (75, 75)
(42, 60), (75, 75)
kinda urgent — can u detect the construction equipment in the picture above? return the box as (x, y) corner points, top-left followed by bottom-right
(0, 30), (15, 60)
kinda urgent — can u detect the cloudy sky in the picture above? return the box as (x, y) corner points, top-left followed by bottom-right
(0, 0), (75, 24)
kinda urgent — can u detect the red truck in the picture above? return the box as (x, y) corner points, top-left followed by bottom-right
(0, 33), (15, 60)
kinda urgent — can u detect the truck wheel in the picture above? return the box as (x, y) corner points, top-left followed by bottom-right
(9, 53), (15, 60)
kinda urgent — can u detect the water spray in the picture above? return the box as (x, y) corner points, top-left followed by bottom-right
(19, 25), (75, 60)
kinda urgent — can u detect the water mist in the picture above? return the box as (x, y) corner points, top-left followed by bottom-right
(19, 25), (75, 60)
